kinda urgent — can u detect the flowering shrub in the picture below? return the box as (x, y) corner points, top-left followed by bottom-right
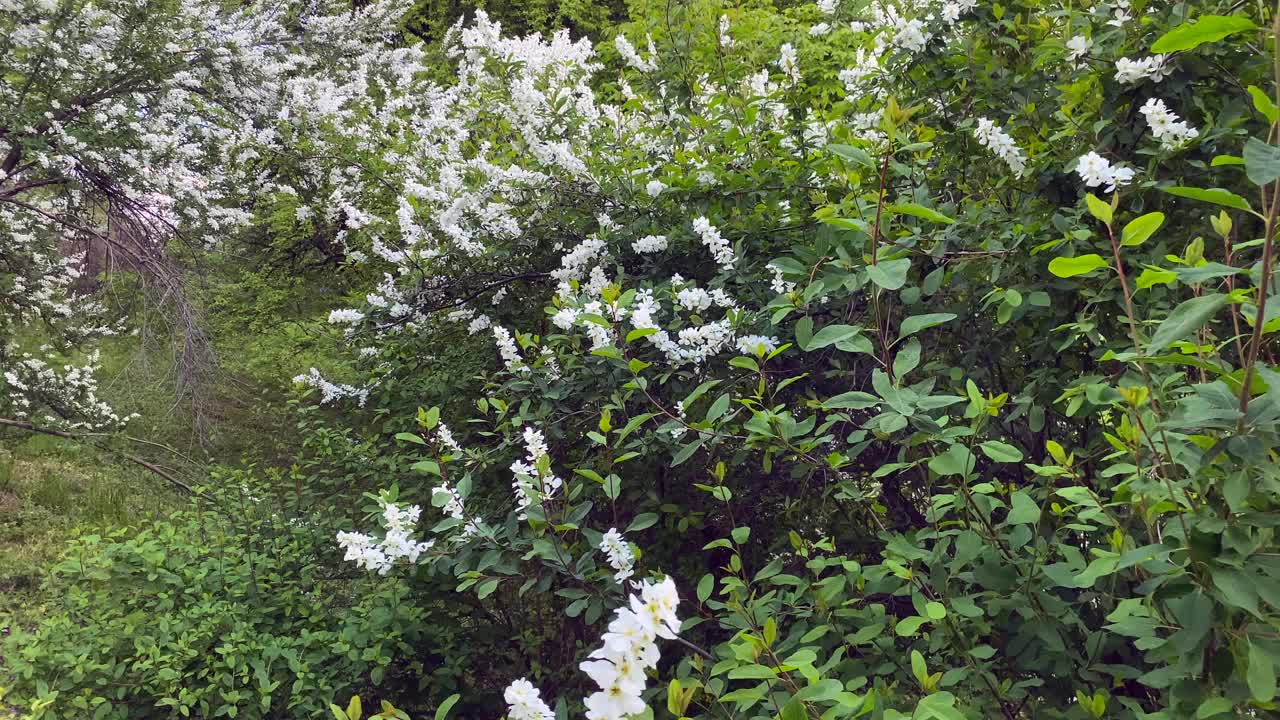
(10, 0), (1280, 718)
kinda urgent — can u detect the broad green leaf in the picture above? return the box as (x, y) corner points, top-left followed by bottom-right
(911, 650), (928, 684)
(928, 444), (974, 477)
(1248, 85), (1279, 124)
(828, 143), (875, 168)
(886, 202), (956, 225)
(978, 440), (1023, 463)
(394, 432), (426, 445)
(1149, 294), (1229, 351)
(925, 601), (947, 620)
(1048, 254), (1109, 278)
(866, 258), (912, 290)
(1151, 15), (1257, 53)
(895, 615), (928, 636)
(346, 695), (362, 720)
(899, 312), (957, 339)
(822, 391), (880, 410)
(1137, 267), (1177, 290)
(697, 573), (714, 603)
(1006, 491), (1041, 524)
(1194, 697), (1234, 719)
(1085, 193), (1113, 224)
(806, 324), (862, 350)
(1121, 212), (1164, 247)
(434, 695), (460, 720)
(1248, 641), (1277, 702)
(628, 513), (659, 531)
(1244, 137), (1280, 186)
(1162, 186), (1254, 213)
(893, 337), (922, 378)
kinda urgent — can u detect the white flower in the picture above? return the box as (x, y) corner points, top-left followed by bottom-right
(736, 335), (780, 355)
(718, 14), (734, 46)
(1139, 98), (1199, 149)
(809, 22), (832, 36)
(505, 679), (555, 720)
(632, 234), (668, 253)
(645, 179), (667, 197)
(777, 43), (800, 84)
(1066, 35), (1091, 68)
(327, 308), (365, 324)
(817, 0), (838, 15)
(892, 18), (932, 53)
(692, 216), (735, 269)
(1075, 152), (1136, 193)
(973, 117), (1028, 175)
(614, 34), (656, 72)
(552, 307), (580, 330)
(600, 528), (636, 582)
(1114, 55), (1169, 85)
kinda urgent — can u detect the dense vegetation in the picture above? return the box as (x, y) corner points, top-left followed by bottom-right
(4, 0), (1280, 718)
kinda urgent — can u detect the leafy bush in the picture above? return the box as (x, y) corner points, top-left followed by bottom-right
(8, 0), (1280, 718)
(2, 476), (434, 719)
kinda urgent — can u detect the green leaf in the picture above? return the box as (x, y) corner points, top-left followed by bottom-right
(697, 573), (714, 603)
(1137, 267), (1177, 290)
(706, 393), (732, 422)
(1248, 85), (1279, 124)
(1151, 15), (1258, 53)
(434, 695), (460, 720)
(911, 650), (928, 685)
(886, 202), (956, 224)
(828, 143), (875, 168)
(978, 440), (1023, 463)
(925, 601), (947, 620)
(1248, 641), (1277, 702)
(1048, 254), (1109, 278)
(1006, 491), (1041, 524)
(1211, 568), (1260, 616)
(626, 327), (657, 343)
(1162, 186), (1254, 214)
(1244, 137), (1280, 186)
(893, 338), (922, 378)
(822, 391), (880, 410)
(476, 579), (500, 599)
(628, 513), (659, 531)
(394, 432), (426, 445)
(346, 696), (362, 720)
(1149, 294), (1229, 351)
(1194, 696), (1234, 719)
(330, 705), (348, 720)
(806, 324), (862, 350)
(866, 258), (912, 290)
(899, 313), (957, 339)
(1121, 212), (1165, 247)
(928, 444), (975, 477)
(895, 615), (928, 636)
(727, 664), (778, 680)
(1085, 194), (1113, 224)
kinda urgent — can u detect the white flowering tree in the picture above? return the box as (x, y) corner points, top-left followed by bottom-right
(12, 0), (1280, 718)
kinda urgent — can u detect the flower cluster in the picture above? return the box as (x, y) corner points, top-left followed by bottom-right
(511, 427), (564, 519)
(1139, 99), (1199, 149)
(581, 577), (682, 720)
(973, 118), (1028, 175)
(1114, 55), (1169, 85)
(692, 217), (735, 269)
(1075, 152), (1136, 193)
(504, 679), (556, 720)
(600, 528), (636, 582)
(336, 499), (434, 575)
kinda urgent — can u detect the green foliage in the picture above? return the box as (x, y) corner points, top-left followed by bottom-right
(2, 477), (432, 720)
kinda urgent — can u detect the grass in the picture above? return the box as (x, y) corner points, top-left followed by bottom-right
(0, 435), (177, 629)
